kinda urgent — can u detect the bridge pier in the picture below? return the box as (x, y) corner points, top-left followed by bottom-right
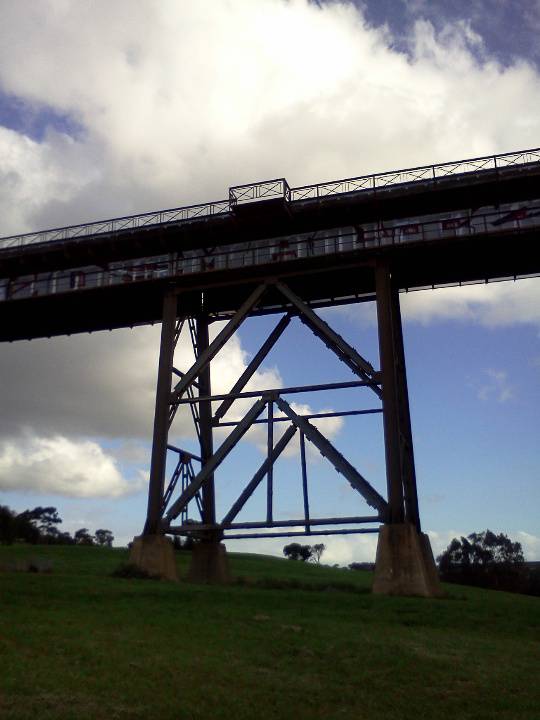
(372, 263), (442, 597)
(134, 271), (440, 595)
(130, 292), (179, 579)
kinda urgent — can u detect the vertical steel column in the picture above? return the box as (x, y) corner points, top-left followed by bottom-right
(375, 263), (419, 527)
(144, 292), (177, 535)
(390, 279), (421, 531)
(267, 399), (274, 523)
(196, 314), (217, 535)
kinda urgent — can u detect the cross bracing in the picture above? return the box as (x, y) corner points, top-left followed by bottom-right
(146, 279), (398, 542)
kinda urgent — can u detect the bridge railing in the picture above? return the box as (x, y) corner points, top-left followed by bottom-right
(1, 148), (539, 251)
(2, 201), (539, 303)
(229, 178), (291, 205)
(290, 148), (540, 201)
(0, 200), (231, 250)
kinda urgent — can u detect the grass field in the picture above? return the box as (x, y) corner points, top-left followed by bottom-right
(0, 545), (539, 720)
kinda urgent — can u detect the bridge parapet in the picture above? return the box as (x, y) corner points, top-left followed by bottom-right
(1, 146), (539, 252)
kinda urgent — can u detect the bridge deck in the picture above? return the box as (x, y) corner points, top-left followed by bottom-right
(0, 148), (539, 341)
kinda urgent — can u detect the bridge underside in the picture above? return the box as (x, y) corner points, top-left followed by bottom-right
(0, 225), (537, 342)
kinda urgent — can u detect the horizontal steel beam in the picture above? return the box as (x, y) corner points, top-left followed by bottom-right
(209, 528), (380, 539)
(169, 515), (380, 534)
(166, 444), (201, 462)
(173, 379), (373, 406)
(215, 407), (383, 427)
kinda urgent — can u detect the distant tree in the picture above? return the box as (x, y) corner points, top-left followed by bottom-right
(16, 506), (62, 543)
(13, 512), (41, 544)
(437, 530), (526, 592)
(349, 562), (375, 571)
(283, 543), (312, 562)
(310, 543), (326, 564)
(95, 529), (114, 547)
(74, 528), (95, 546)
(0, 505), (16, 544)
(56, 531), (75, 545)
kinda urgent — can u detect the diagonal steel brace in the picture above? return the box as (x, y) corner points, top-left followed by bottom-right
(275, 396), (388, 515)
(162, 397), (268, 524)
(213, 313), (292, 422)
(169, 283), (267, 407)
(222, 424), (298, 524)
(275, 281), (381, 398)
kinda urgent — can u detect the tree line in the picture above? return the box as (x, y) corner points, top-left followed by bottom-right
(284, 530), (540, 597)
(436, 529), (540, 596)
(0, 504), (114, 547)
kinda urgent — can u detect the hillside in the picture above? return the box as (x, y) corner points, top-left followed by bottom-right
(0, 545), (539, 720)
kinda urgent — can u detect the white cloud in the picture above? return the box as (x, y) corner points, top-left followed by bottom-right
(401, 279), (540, 328)
(517, 531), (540, 561)
(1, 1), (540, 234)
(0, 434), (144, 497)
(476, 368), (514, 403)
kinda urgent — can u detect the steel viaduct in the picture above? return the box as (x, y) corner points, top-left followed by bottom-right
(1, 147), (539, 595)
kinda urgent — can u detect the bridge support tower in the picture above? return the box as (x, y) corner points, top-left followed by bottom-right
(132, 265), (441, 596)
(372, 263), (442, 597)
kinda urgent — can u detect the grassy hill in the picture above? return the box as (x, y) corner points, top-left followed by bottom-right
(0, 545), (539, 720)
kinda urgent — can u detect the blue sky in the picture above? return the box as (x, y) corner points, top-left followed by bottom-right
(0, 0), (539, 563)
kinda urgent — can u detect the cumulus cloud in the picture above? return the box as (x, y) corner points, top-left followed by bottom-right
(0, 434), (144, 497)
(517, 531), (540, 561)
(1, 0), (540, 235)
(400, 279), (540, 328)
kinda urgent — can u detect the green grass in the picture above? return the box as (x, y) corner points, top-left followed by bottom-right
(0, 545), (539, 720)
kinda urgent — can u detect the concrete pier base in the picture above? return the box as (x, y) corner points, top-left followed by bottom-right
(372, 523), (443, 597)
(187, 542), (231, 584)
(129, 534), (178, 581)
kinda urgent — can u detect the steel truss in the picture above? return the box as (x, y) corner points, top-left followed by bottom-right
(143, 267), (419, 542)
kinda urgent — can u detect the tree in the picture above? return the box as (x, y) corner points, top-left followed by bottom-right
(0, 505), (16, 544)
(283, 543), (312, 562)
(437, 530), (525, 592)
(310, 543), (326, 564)
(74, 528), (95, 546)
(95, 529), (114, 547)
(16, 506), (62, 543)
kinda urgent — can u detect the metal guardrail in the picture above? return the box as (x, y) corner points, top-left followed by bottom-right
(1, 147), (539, 251)
(290, 148), (540, 201)
(0, 200), (231, 250)
(3, 201), (539, 303)
(229, 178), (291, 204)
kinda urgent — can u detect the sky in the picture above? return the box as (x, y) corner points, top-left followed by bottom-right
(0, 0), (539, 564)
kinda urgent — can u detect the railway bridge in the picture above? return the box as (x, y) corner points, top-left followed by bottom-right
(1, 147), (539, 595)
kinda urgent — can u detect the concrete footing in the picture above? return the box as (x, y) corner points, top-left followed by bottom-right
(187, 542), (231, 584)
(372, 523), (444, 597)
(129, 534), (178, 581)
